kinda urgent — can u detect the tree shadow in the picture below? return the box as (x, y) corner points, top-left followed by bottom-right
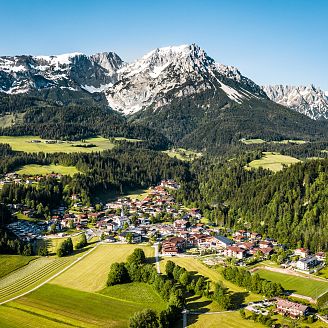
(230, 291), (249, 309)
(146, 256), (156, 264)
(187, 299), (211, 312)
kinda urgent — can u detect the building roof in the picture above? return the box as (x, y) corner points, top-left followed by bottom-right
(277, 299), (308, 312)
(216, 235), (234, 245)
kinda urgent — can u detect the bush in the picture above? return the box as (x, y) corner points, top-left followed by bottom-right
(75, 233), (87, 249)
(57, 237), (73, 257)
(129, 309), (158, 328)
(127, 248), (146, 265)
(107, 262), (130, 286)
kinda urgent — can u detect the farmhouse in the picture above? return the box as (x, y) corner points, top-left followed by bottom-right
(276, 299), (308, 318)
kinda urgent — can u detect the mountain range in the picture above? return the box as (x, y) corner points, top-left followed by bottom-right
(1, 44), (327, 120)
(0, 44), (328, 152)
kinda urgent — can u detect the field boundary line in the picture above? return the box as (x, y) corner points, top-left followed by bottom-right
(0, 243), (100, 306)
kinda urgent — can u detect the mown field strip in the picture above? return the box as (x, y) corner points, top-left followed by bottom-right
(0, 258), (72, 302)
(0, 244), (99, 305)
(0, 260), (70, 297)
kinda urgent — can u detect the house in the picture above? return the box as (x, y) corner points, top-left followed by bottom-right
(260, 247), (273, 257)
(294, 248), (309, 258)
(315, 252), (326, 261)
(259, 240), (273, 249)
(276, 299), (308, 318)
(119, 232), (142, 243)
(162, 236), (186, 254)
(214, 235), (234, 249)
(296, 256), (318, 271)
(224, 246), (245, 259)
(173, 219), (189, 230)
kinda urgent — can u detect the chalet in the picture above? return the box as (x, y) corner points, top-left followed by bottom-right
(276, 299), (308, 318)
(162, 236), (186, 254)
(294, 248), (309, 258)
(191, 234), (210, 248)
(296, 256), (318, 271)
(260, 247), (273, 257)
(238, 241), (256, 251)
(224, 246), (245, 259)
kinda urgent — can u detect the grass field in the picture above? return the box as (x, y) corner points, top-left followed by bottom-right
(0, 255), (37, 279)
(163, 148), (202, 161)
(0, 283), (164, 328)
(16, 164), (80, 176)
(246, 152), (300, 172)
(0, 256), (73, 303)
(44, 234), (84, 254)
(241, 139), (307, 145)
(188, 311), (265, 328)
(240, 138), (266, 144)
(256, 269), (328, 299)
(100, 282), (166, 311)
(51, 244), (154, 292)
(0, 136), (140, 154)
(317, 266), (328, 279)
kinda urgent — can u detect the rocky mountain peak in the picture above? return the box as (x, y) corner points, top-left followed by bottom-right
(262, 84), (328, 120)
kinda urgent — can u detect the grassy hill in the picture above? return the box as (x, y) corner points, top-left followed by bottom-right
(246, 152), (300, 172)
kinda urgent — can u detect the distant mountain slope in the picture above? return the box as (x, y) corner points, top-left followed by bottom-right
(0, 52), (123, 94)
(262, 85), (328, 120)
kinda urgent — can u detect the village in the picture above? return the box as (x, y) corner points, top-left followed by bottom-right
(2, 175), (328, 322)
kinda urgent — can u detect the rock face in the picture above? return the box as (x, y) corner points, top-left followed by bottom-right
(105, 44), (267, 114)
(262, 85), (328, 120)
(0, 52), (124, 94)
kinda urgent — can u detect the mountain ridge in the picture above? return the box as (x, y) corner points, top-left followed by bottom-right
(262, 84), (328, 120)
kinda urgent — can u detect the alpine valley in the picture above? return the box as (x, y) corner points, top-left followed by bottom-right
(1, 43), (328, 328)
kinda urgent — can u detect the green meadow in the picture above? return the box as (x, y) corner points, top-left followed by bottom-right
(0, 136), (141, 154)
(246, 152), (300, 172)
(16, 164), (80, 176)
(0, 255), (37, 279)
(163, 147), (202, 161)
(257, 269), (328, 299)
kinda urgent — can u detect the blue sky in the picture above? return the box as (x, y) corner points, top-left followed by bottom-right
(1, 0), (327, 89)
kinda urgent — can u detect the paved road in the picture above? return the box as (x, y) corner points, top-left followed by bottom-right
(154, 243), (161, 274)
(0, 242), (100, 306)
